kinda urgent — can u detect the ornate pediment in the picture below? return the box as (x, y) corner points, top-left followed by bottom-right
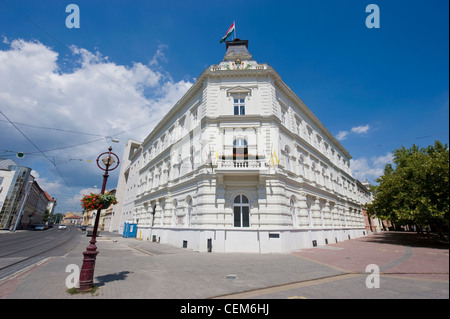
(225, 86), (253, 97)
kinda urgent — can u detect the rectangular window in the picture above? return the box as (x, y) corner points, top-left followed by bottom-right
(192, 111), (198, 127)
(234, 98), (245, 115)
(296, 118), (302, 136)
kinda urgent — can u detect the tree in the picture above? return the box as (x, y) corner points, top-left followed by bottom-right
(365, 140), (449, 236)
(50, 213), (63, 224)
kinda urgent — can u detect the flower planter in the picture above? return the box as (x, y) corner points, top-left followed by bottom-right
(81, 192), (117, 211)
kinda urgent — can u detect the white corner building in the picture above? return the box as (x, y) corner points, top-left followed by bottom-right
(112, 39), (366, 253)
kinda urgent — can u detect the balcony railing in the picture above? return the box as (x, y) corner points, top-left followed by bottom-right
(217, 159), (268, 170)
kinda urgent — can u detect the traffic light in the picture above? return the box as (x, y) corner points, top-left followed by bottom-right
(16, 152), (25, 159)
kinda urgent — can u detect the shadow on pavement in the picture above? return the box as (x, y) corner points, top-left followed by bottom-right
(362, 231), (449, 249)
(95, 271), (133, 287)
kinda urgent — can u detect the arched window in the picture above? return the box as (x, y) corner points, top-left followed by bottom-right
(160, 201), (165, 225)
(166, 161), (171, 184)
(185, 196), (193, 227)
(284, 146), (291, 171)
(306, 196), (313, 227)
(233, 195), (250, 227)
(151, 204), (156, 226)
(190, 146), (195, 170)
(299, 154), (305, 177)
(172, 199), (178, 226)
(312, 162), (318, 183)
(290, 196), (297, 227)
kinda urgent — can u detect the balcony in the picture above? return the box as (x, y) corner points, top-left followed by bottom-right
(215, 159), (269, 184)
(217, 159), (267, 169)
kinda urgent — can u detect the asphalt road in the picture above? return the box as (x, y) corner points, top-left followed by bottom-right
(0, 225), (82, 280)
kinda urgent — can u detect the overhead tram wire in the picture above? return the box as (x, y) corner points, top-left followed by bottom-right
(348, 131), (449, 156)
(0, 1), (178, 204)
(0, 114), (164, 162)
(0, 112), (165, 148)
(0, 0), (193, 156)
(0, 119), (110, 138)
(1, 115), (163, 157)
(0, 110), (75, 195)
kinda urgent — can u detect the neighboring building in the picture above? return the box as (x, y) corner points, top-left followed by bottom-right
(357, 179), (390, 233)
(0, 158), (32, 229)
(44, 191), (57, 218)
(61, 212), (83, 225)
(113, 39), (367, 253)
(0, 159), (56, 229)
(82, 209), (95, 227)
(100, 189), (116, 231)
(19, 179), (50, 228)
(109, 140), (142, 234)
(357, 179), (376, 233)
(82, 189), (118, 229)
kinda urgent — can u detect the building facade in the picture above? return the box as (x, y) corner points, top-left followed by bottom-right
(19, 179), (50, 229)
(357, 180), (389, 233)
(114, 39), (366, 253)
(44, 191), (57, 218)
(0, 159), (32, 229)
(61, 212), (83, 226)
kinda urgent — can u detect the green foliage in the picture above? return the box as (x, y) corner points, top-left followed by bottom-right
(365, 140), (449, 229)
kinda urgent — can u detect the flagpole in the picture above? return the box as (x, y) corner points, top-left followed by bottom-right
(234, 21), (236, 39)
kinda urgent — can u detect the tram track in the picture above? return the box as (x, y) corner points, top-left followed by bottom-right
(0, 232), (71, 258)
(0, 227), (82, 280)
(0, 229), (61, 248)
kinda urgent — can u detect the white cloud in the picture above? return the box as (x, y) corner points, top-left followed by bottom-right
(0, 38), (193, 211)
(336, 124), (370, 141)
(0, 38), (192, 153)
(31, 170), (63, 195)
(66, 187), (101, 210)
(336, 131), (349, 141)
(351, 124), (370, 134)
(350, 152), (393, 183)
(372, 152), (394, 167)
(149, 43), (169, 67)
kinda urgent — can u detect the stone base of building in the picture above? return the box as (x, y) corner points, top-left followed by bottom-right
(137, 227), (367, 253)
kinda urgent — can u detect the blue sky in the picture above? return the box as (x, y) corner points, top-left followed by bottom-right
(0, 0), (448, 213)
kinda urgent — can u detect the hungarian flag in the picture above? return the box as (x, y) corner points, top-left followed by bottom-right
(220, 22), (235, 43)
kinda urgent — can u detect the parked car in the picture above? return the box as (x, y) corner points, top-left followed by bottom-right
(86, 226), (100, 237)
(34, 224), (47, 231)
(58, 224), (67, 230)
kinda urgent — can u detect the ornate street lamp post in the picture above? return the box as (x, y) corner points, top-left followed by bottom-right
(78, 147), (120, 292)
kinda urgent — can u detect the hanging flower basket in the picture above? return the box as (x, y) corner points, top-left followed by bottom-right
(81, 192), (118, 211)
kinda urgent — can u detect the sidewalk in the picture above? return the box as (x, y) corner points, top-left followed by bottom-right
(0, 231), (448, 299)
(292, 231), (449, 282)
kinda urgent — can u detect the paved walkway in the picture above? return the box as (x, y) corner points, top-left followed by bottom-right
(292, 231), (449, 282)
(0, 231), (448, 299)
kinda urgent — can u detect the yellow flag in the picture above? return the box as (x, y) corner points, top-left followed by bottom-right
(270, 144), (279, 167)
